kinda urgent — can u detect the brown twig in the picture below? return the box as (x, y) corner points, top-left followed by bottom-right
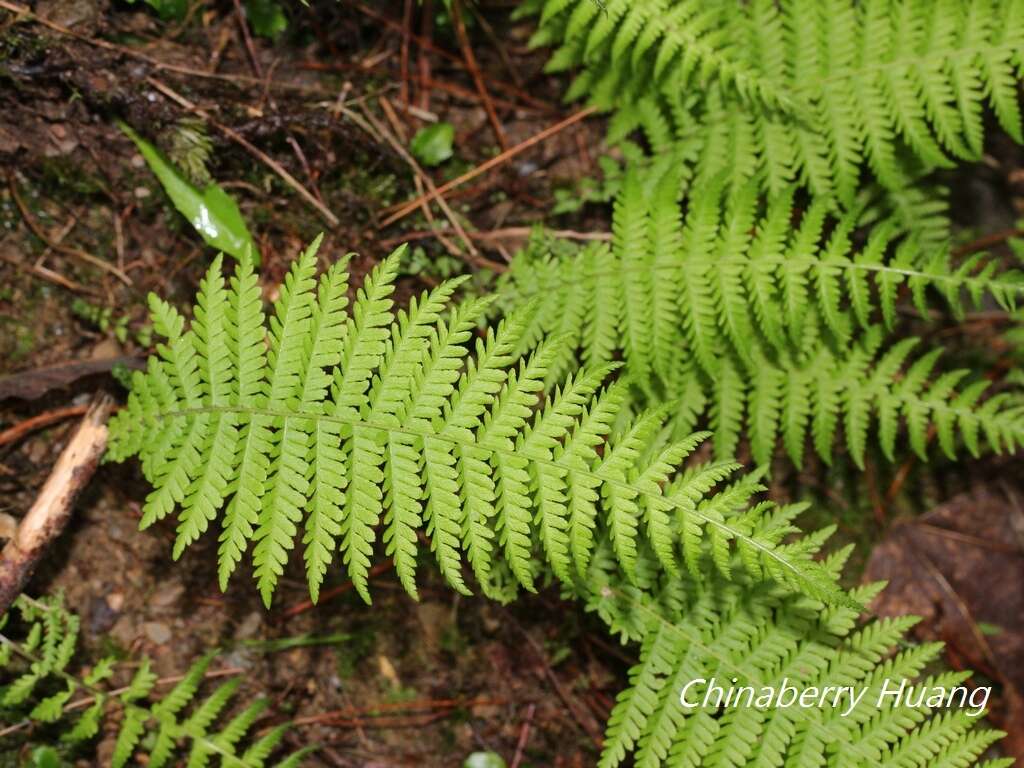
(231, 0), (263, 79)
(0, 0), (331, 97)
(378, 225), (610, 251)
(0, 405), (89, 449)
(0, 248), (93, 295)
(906, 532), (1001, 673)
(400, 0), (413, 106)
(144, 76), (340, 228)
(452, 0), (508, 151)
(299, 61), (538, 114)
(0, 394), (113, 615)
(7, 172), (131, 285)
(380, 106), (598, 227)
(510, 703), (536, 768)
(292, 696), (506, 727)
(278, 559), (395, 619)
(417, 0), (433, 111)
(347, 0), (554, 113)
(365, 99), (507, 272)
(511, 618), (604, 749)
(952, 228), (1024, 258)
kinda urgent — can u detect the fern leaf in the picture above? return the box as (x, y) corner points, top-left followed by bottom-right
(109, 242), (849, 606)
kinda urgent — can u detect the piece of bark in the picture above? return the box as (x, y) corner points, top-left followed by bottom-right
(0, 393), (113, 615)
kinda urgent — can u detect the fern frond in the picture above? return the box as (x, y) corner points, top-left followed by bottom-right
(108, 242), (847, 607)
(528, 0), (1024, 205)
(497, 179), (1024, 465)
(570, 541), (1004, 768)
(0, 595), (306, 766)
(532, 0), (799, 116)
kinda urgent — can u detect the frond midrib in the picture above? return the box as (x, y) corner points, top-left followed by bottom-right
(150, 403), (824, 591)
(511, 251), (1022, 300)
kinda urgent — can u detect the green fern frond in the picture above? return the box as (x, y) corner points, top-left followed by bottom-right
(528, 0), (1024, 205)
(569, 541), (1005, 768)
(107, 240), (848, 607)
(497, 178), (1024, 466)
(531, 0), (798, 116)
(0, 594), (306, 766)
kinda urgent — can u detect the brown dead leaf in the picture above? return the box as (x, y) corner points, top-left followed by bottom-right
(0, 356), (143, 401)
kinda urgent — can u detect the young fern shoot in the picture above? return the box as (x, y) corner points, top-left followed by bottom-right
(106, 240), (846, 609)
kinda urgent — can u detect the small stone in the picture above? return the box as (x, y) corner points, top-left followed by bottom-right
(233, 611), (263, 641)
(134, 187), (150, 199)
(143, 621), (172, 645)
(150, 583), (184, 609)
(88, 596), (118, 634)
(109, 616), (136, 648)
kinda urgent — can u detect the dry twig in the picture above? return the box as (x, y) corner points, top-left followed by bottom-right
(452, 0), (508, 151)
(0, 394), (113, 615)
(0, 405), (90, 449)
(380, 107), (597, 227)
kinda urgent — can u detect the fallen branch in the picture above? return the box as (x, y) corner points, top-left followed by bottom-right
(0, 394), (113, 615)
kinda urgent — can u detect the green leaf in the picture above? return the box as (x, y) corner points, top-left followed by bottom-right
(29, 747), (64, 768)
(119, 122), (258, 264)
(463, 752), (507, 768)
(245, 0), (288, 38)
(410, 122), (456, 167)
(145, 0), (188, 20)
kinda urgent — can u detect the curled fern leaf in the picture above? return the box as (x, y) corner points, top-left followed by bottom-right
(107, 240), (847, 607)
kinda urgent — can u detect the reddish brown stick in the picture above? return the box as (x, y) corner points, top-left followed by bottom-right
(452, 0), (508, 151)
(0, 405), (90, 449)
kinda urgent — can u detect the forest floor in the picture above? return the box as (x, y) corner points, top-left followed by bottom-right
(0, 0), (1023, 765)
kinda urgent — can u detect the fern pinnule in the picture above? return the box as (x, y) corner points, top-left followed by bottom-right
(108, 240), (848, 607)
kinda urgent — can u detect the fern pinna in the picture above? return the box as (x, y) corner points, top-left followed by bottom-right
(0, 594), (306, 767)
(521, 0), (1024, 206)
(106, 240), (844, 608)
(496, 173), (1024, 466)
(571, 539), (1010, 768)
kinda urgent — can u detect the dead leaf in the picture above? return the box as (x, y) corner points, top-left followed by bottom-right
(865, 487), (1024, 757)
